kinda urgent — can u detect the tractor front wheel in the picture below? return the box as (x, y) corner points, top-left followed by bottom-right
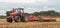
(6, 16), (13, 23)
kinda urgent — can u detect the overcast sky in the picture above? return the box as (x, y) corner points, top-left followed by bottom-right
(0, 0), (60, 16)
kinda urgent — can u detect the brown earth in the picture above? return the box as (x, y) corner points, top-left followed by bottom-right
(0, 18), (60, 28)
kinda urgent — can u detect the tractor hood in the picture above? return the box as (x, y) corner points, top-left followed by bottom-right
(10, 12), (18, 17)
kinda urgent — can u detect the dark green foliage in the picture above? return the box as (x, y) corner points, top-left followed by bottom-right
(6, 10), (60, 18)
(6, 11), (12, 16)
(0, 16), (6, 19)
(32, 10), (60, 17)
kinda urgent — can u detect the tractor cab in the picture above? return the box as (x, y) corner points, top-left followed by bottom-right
(12, 8), (24, 13)
(7, 8), (26, 22)
(11, 8), (25, 18)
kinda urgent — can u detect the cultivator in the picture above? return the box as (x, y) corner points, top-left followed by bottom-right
(28, 15), (56, 22)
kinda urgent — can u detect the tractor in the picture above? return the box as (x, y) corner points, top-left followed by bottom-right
(6, 8), (28, 22)
(6, 8), (56, 22)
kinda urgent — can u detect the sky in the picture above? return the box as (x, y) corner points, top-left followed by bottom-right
(0, 0), (60, 16)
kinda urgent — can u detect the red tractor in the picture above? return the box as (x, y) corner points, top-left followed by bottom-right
(6, 8), (28, 22)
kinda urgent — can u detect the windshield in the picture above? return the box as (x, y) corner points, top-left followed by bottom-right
(14, 9), (23, 13)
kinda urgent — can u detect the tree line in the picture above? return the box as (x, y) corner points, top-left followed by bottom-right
(31, 10), (60, 17)
(6, 10), (60, 17)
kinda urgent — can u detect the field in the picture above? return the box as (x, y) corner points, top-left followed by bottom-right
(0, 18), (60, 28)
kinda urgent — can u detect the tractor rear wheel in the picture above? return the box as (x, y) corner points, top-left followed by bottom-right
(40, 20), (44, 22)
(14, 16), (21, 22)
(21, 16), (28, 22)
(39, 19), (44, 22)
(21, 16), (25, 22)
(6, 16), (13, 23)
(24, 16), (28, 22)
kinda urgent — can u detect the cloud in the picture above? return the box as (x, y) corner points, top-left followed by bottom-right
(42, 6), (55, 11)
(0, 0), (60, 16)
(24, 6), (56, 13)
(0, 10), (6, 16)
(0, 0), (57, 5)
(0, 0), (58, 8)
(0, 0), (36, 3)
(24, 8), (41, 13)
